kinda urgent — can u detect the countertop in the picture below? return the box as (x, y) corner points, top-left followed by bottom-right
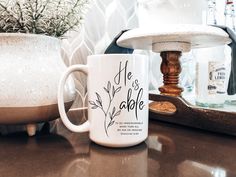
(0, 110), (236, 177)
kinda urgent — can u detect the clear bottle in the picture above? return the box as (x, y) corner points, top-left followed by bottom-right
(206, 0), (217, 25)
(195, 0), (227, 108)
(224, 0), (236, 105)
(224, 0), (236, 31)
(195, 47), (227, 108)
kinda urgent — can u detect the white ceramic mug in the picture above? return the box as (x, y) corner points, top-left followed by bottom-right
(58, 54), (149, 147)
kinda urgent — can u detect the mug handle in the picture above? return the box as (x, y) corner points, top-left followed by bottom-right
(58, 65), (90, 132)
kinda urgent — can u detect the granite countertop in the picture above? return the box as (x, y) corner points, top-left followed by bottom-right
(0, 110), (235, 177)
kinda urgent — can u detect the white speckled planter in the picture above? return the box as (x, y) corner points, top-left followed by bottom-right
(0, 33), (76, 135)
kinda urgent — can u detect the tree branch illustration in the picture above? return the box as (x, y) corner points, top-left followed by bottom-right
(89, 81), (122, 137)
(107, 107), (121, 129)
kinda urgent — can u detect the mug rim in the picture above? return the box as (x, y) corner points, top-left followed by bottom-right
(87, 53), (146, 59)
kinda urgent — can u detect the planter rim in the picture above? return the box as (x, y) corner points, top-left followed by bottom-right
(0, 33), (59, 41)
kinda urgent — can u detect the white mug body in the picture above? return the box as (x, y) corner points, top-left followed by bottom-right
(58, 54), (149, 148)
(87, 54), (149, 147)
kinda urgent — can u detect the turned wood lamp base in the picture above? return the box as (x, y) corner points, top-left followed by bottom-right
(152, 41), (191, 97)
(158, 51), (183, 97)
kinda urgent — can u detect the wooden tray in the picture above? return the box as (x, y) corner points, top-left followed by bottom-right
(149, 93), (236, 136)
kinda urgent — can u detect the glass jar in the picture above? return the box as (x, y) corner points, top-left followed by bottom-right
(195, 46), (227, 108)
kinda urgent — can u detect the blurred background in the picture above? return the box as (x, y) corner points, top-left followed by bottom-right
(61, 0), (231, 107)
(1, 0), (234, 133)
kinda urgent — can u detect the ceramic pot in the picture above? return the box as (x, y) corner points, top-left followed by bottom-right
(0, 33), (75, 135)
